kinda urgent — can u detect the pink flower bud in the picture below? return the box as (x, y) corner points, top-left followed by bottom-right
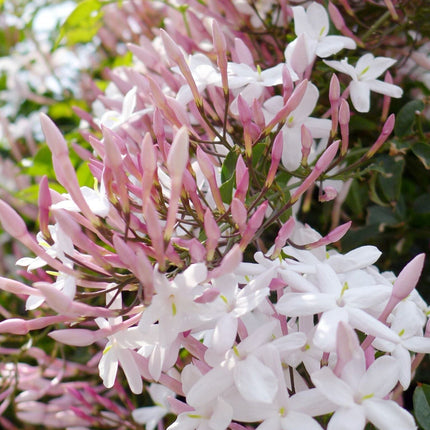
(366, 114), (395, 158)
(300, 125), (313, 166)
(305, 221), (351, 249)
(378, 253), (425, 324)
(204, 209), (220, 261)
(266, 132), (284, 187)
(209, 244), (242, 279)
(329, 74), (340, 136)
(291, 140), (339, 203)
(231, 197), (247, 233)
(232, 37), (254, 66)
(0, 200), (28, 240)
(319, 186), (338, 202)
(196, 147), (225, 213)
(239, 201), (268, 251)
(38, 176), (51, 240)
(271, 217), (295, 259)
(339, 99), (350, 155)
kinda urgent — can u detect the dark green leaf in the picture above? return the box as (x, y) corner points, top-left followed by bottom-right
(367, 205), (400, 231)
(414, 385), (430, 430)
(221, 149), (238, 184)
(377, 155), (405, 202)
(394, 100), (425, 137)
(252, 142), (266, 168)
(412, 142), (430, 170)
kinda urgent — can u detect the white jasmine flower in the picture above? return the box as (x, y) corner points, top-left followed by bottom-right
(324, 54), (403, 112)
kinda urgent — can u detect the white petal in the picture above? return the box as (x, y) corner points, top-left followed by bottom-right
(281, 126), (302, 171)
(132, 406), (166, 429)
(313, 308), (349, 351)
(276, 292), (336, 317)
(328, 246), (382, 272)
(234, 355), (278, 403)
(186, 366), (232, 408)
(350, 81), (370, 112)
(359, 56), (396, 80)
(99, 347), (118, 388)
(347, 307), (399, 343)
(209, 397), (233, 430)
(311, 366), (355, 406)
(303, 117), (331, 139)
(118, 348), (143, 394)
(403, 336), (430, 353)
(363, 398), (416, 430)
(366, 80), (403, 98)
(282, 410), (323, 430)
(359, 355), (399, 398)
(327, 406), (365, 430)
(316, 36), (355, 58)
(324, 59), (356, 79)
(306, 2), (329, 39)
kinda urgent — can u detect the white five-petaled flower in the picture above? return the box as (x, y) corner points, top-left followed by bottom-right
(324, 54), (403, 112)
(312, 353), (416, 430)
(284, 2), (356, 74)
(262, 83), (331, 171)
(174, 53), (222, 105)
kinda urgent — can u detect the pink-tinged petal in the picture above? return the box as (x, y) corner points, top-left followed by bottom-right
(311, 366), (355, 406)
(209, 244), (242, 279)
(314, 308), (349, 351)
(366, 80), (403, 98)
(49, 328), (97, 346)
(393, 253), (425, 301)
(234, 355), (278, 403)
(359, 356), (399, 398)
(327, 406), (366, 430)
(132, 405), (167, 429)
(350, 81), (370, 112)
(117, 348), (143, 394)
(186, 366), (232, 408)
(363, 399), (416, 430)
(276, 292), (336, 317)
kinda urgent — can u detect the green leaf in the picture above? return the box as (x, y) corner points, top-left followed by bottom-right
(55, 0), (103, 48)
(23, 145), (55, 179)
(377, 155), (405, 202)
(252, 142), (266, 168)
(367, 205), (400, 231)
(221, 148), (238, 184)
(412, 142), (430, 170)
(219, 174), (235, 205)
(394, 100), (425, 137)
(76, 162), (94, 187)
(414, 385), (430, 430)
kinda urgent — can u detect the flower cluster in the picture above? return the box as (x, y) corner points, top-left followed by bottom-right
(0, 1), (427, 429)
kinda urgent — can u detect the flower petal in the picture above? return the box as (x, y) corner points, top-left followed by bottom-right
(350, 81), (370, 112)
(364, 398), (416, 430)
